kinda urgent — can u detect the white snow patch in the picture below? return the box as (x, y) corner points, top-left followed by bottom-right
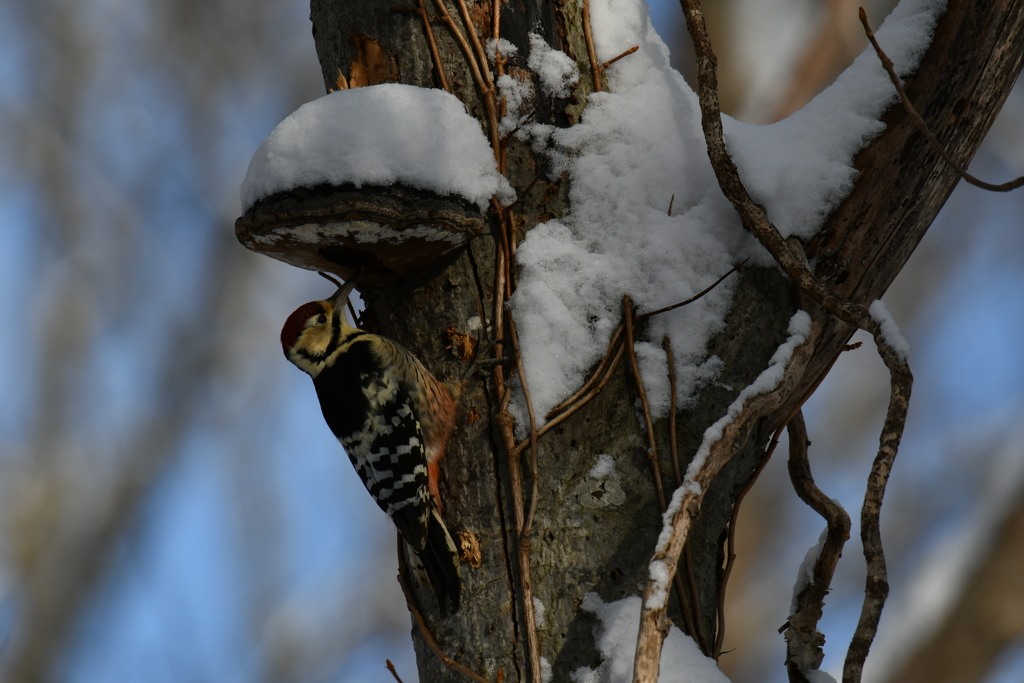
(790, 527), (828, 615)
(869, 299), (911, 361)
(534, 596), (547, 628)
(724, 0), (949, 239)
(589, 453), (616, 480)
(645, 560), (671, 610)
(636, 341), (671, 417)
(541, 656), (554, 683)
(241, 83), (514, 212)
(497, 73), (536, 137)
(574, 594), (731, 683)
(511, 0), (945, 426)
(528, 32), (580, 98)
(486, 37), (518, 61)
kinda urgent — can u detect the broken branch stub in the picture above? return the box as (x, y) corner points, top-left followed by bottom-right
(235, 182), (487, 286)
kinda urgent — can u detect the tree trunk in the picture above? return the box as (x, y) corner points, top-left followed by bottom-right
(290, 1), (1024, 681)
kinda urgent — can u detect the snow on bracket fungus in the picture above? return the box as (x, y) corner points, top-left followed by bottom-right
(236, 83), (514, 286)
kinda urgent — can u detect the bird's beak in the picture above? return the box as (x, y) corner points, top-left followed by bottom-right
(323, 268), (361, 308)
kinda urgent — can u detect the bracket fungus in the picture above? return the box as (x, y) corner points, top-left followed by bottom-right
(236, 182), (489, 286)
(235, 83), (513, 286)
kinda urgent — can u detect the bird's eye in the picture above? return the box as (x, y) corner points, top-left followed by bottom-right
(315, 314), (328, 325)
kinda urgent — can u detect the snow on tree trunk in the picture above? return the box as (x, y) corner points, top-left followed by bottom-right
(282, 0), (1024, 681)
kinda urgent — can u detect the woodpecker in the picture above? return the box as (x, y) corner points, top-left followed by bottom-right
(281, 272), (461, 614)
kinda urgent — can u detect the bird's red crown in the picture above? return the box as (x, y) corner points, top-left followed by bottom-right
(280, 301), (325, 351)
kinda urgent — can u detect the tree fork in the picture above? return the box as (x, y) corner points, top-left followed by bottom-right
(302, 1), (1023, 682)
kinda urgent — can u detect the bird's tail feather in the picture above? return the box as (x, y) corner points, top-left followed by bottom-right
(413, 508), (461, 615)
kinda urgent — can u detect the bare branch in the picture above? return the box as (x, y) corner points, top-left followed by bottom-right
(843, 355), (912, 683)
(581, 0), (602, 92)
(667, 5), (916, 678)
(507, 315), (541, 538)
(663, 337), (682, 489)
(784, 410), (851, 682)
(517, 338), (626, 454)
(632, 311), (818, 682)
(548, 325), (624, 417)
(600, 45), (639, 71)
(623, 296), (667, 512)
(430, 0), (500, 154)
(636, 261), (744, 321)
(387, 659), (406, 683)
(684, 541), (706, 653)
(395, 0), (451, 92)
(859, 8), (1024, 192)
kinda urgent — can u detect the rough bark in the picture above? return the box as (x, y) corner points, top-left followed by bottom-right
(789, 0), (1024, 422)
(237, 0), (1024, 681)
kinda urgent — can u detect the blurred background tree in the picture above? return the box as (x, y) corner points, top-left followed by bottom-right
(1, 0), (1022, 682)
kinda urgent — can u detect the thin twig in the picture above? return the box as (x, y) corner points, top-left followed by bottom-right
(491, 199), (514, 299)
(431, 0), (486, 90)
(316, 271), (360, 323)
(663, 337), (682, 488)
(508, 315), (541, 538)
(514, 338), (627, 456)
(452, 0), (502, 161)
(678, 0), (873, 335)
(715, 423), (785, 659)
(859, 8), (1024, 193)
(544, 261), (737, 452)
(488, 229), (544, 683)
(623, 296), (666, 511)
(490, 300), (542, 683)
(415, 0), (451, 92)
(397, 536), (489, 683)
(636, 261), (745, 321)
(506, 168), (544, 211)
(386, 660), (405, 683)
(667, 194), (675, 216)
(676, 557), (699, 652)
(623, 305), (705, 654)
(454, 0), (494, 89)
(505, 204), (519, 289)
(623, 315), (700, 651)
(600, 45), (639, 71)
(548, 325), (624, 417)
(431, 0), (501, 154)
(785, 410), (851, 682)
(581, 0), (602, 92)
(500, 106), (539, 142)
(318, 271), (342, 288)
(495, 399), (544, 683)
(522, 257), (738, 455)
